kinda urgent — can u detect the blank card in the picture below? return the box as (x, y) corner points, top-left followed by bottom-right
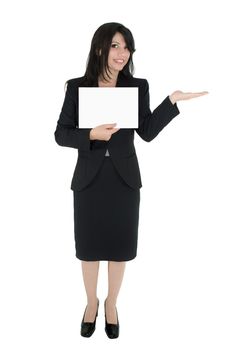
(78, 87), (138, 128)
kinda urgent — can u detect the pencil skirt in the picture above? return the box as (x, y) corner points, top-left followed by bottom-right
(73, 156), (140, 261)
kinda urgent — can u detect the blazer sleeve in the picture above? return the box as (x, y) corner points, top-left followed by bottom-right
(54, 81), (93, 151)
(136, 79), (180, 142)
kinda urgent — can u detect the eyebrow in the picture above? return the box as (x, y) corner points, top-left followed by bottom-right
(111, 41), (127, 45)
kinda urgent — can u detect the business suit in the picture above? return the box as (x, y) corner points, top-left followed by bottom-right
(54, 72), (180, 261)
(54, 72), (180, 191)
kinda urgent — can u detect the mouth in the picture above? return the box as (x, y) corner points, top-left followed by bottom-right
(114, 59), (124, 64)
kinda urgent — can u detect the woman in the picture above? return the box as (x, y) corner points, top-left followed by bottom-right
(54, 22), (208, 339)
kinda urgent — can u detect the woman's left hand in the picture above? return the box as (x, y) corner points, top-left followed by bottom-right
(169, 90), (209, 104)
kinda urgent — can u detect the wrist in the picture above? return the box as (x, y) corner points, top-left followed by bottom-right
(89, 129), (95, 141)
(169, 94), (176, 105)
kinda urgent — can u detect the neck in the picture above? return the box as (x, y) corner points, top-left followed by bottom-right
(99, 71), (119, 84)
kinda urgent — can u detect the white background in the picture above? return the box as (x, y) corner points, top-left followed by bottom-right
(0, 0), (232, 349)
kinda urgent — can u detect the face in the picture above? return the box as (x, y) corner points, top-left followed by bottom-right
(107, 32), (131, 76)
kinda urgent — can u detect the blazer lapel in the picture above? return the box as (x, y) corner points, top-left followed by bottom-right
(116, 73), (131, 87)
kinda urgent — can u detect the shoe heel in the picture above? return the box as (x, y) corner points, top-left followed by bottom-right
(80, 298), (99, 338)
(104, 299), (119, 339)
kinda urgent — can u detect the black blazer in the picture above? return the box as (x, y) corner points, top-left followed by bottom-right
(54, 73), (180, 191)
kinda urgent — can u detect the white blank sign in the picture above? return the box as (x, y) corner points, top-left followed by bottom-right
(78, 87), (138, 128)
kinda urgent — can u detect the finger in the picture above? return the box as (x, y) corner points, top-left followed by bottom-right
(192, 91), (209, 96)
(104, 123), (117, 128)
(183, 92), (209, 99)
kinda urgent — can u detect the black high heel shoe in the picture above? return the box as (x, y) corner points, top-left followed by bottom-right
(104, 299), (119, 339)
(81, 299), (99, 337)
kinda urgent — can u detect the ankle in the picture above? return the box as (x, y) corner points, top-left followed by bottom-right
(87, 297), (98, 307)
(105, 297), (116, 307)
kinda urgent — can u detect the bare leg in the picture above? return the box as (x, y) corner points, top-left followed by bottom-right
(105, 261), (126, 324)
(81, 261), (100, 322)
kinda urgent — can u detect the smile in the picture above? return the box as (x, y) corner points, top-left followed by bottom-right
(114, 59), (124, 63)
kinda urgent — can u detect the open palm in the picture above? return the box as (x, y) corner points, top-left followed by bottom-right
(171, 90), (209, 103)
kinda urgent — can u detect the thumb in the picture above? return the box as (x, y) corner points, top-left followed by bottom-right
(105, 123), (117, 128)
(110, 127), (120, 134)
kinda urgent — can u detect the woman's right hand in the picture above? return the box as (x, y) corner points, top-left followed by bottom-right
(89, 123), (120, 141)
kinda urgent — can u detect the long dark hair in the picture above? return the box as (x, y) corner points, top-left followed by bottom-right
(80, 22), (136, 87)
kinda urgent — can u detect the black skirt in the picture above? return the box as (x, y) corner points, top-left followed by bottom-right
(73, 156), (140, 261)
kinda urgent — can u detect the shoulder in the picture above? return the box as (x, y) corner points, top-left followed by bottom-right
(125, 76), (149, 94)
(130, 76), (148, 84)
(63, 75), (149, 96)
(122, 75), (148, 86)
(128, 76), (149, 99)
(64, 76), (86, 92)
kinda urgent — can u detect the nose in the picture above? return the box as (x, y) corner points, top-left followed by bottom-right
(117, 49), (127, 60)
(118, 47), (127, 57)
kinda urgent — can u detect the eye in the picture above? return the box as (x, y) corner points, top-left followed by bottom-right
(111, 43), (129, 50)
